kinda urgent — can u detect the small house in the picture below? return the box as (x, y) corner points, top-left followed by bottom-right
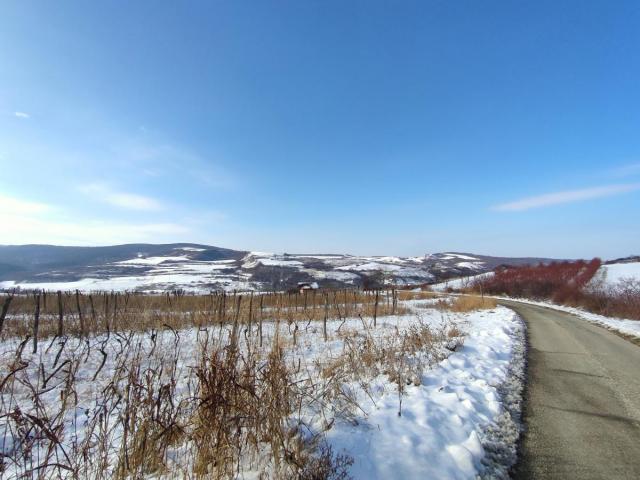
(297, 282), (319, 294)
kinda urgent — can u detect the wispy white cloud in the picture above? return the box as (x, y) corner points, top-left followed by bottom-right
(78, 183), (163, 211)
(105, 192), (162, 211)
(492, 183), (640, 211)
(14, 111), (30, 119)
(0, 194), (51, 214)
(0, 194), (188, 245)
(0, 212), (189, 245)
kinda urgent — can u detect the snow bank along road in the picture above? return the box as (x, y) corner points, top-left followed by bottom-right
(499, 300), (640, 479)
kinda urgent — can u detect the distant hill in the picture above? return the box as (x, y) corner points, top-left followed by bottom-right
(604, 255), (640, 265)
(0, 244), (243, 281)
(0, 244), (561, 293)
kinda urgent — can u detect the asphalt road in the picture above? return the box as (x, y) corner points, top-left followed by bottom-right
(499, 300), (640, 479)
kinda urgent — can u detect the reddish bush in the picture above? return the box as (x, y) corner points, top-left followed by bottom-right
(474, 258), (602, 302)
(583, 278), (640, 320)
(473, 258), (640, 321)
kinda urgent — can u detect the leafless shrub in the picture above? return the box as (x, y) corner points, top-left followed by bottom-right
(0, 289), (466, 478)
(581, 277), (640, 320)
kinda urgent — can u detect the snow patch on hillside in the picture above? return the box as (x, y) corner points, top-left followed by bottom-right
(456, 261), (484, 270)
(440, 253), (480, 261)
(303, 269), (361, 283)
(591, 262), (640, 288)
(337, 262), (402, 272)
(117, 255), (190, 265)
(431, 272), (494, 292)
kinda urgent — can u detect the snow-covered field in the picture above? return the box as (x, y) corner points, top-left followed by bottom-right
(0, 297), (525, 479)
(590, 261), (640, 288)
(0, 272), (255, 294)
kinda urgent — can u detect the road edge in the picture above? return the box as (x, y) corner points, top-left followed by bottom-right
(479, 309), (528, 479)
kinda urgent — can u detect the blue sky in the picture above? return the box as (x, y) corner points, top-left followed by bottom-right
(1, 1), (639, 259)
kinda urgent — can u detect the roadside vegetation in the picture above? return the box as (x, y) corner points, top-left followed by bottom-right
(0, 288), (473, 479)
(468, 259), (640, 320)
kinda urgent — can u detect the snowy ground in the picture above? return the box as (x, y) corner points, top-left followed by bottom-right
(325, 304), (525, 479)
(589, 261), (640, 288)
(0, 298), (524, 479)
(0, 274), (256, 294)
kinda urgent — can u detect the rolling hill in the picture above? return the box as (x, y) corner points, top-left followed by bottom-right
(0, 244), (558, 292)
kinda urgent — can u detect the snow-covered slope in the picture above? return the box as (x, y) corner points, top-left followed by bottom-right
(590, 261), (640, 288)
(430, 272), (495, 292)
(0, 244), (557, 293)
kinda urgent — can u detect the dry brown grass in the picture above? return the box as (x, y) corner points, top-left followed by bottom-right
(0, 321), (357, 479)
(396, 290), (439, 301)
(0, 289), (464, 478)
(446, 295), (497, 312)
(0, 290), (408, 340)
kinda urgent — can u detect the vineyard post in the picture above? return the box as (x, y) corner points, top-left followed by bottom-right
(124, 292), (130, 314)
(373, 290), (379, 328)
(259, 294), (264, 347)
(112, 293), (118, 332)
(323, 292), (329, 342)
(33, 293), (41, 353)
(222, 292), (227, 323)
(312, 290), (317, 316)
(276, 292), (281, 321)
(0, 294), (14, 335)
(76, 290), (85, 337)
(248, 292), (254, 335)
(89, 295), (97, 329)
(231, 294), (241, 348)
(333, 291), (342, 321)
(57, 291), (64, 337)
(392, 288), (397, 315)
(234, 294), (242, 323)
(104, 293), (110, 334)
(344, 289), (349, 318)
